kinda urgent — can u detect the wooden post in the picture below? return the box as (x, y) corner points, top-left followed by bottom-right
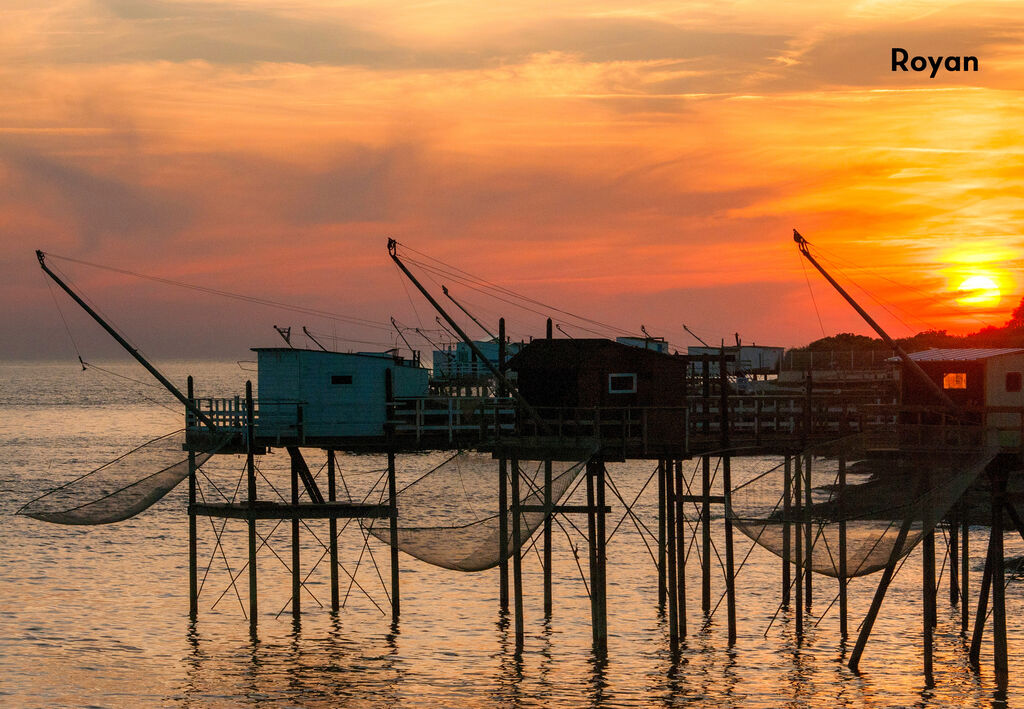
(290, 442), (301, 619)
(544, 318), (554, 618)
(701, 356), (711, 615)
(794, 452), (803, 639)
(804, 449), (813, 612)
(991, 469), (1008, 686)
(848, 515), (914, 672)
(969, 524), (995, 668)
(923, 530), (936, 679)
(385, 369), (400, 623)
(664, 458), (679, 653)
(719, 351), (736, 645)
(188, 376), (198, 621)
(595, 459), (608, 653)
(498, 318), (509, 614)
(838, 451), (847, 640)
(245, 381), (258, 633)
(961, 499), (970, 634)
(782, 455), (791, 610)
(948, 511), (959, 606)
(328, 449), (339, 613)
(702, 455), (711, 614)
(658, 459), (667, 609)
(512, 455), (524, 649)
(674, 459), (686, 638)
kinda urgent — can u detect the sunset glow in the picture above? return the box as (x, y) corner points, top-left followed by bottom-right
(956, 274), (1001, 308)
(2, 2), (1024, 358)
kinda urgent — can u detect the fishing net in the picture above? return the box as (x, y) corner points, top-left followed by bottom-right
(729, 428), (998, 578)
(17, 429), (227, 525)
(365, 452), (590, 571)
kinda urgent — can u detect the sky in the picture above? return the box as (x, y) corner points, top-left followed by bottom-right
(2, 0), (1024, 360)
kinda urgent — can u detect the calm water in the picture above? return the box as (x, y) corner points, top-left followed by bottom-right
(1, 360), (1022, 708)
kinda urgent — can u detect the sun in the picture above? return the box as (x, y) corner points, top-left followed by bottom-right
(956, 274), (1001, 308)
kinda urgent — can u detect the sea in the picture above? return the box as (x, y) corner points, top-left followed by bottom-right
(1, 360), (1022, 708)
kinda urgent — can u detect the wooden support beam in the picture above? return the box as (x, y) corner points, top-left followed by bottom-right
(961, 498), (970, 635)
(992, 469), (1008, 686)
(849, 515), (913, 672)
(948, 511), (959, 607)
(291, 446), (301, 620)
(386, 369), (400, 624)
(544, 459), (553, 618)
(595, 458), (608, 653)
(923, 530), (936, 680)
(246, 381), (258, 634)
(498, 318), (510, 616)
(188, 375), (198, 621)
(664, 459), (679, 654)
(658, 459), (667, 610)
(838, 451), (847, 640)
(512, 455), (525, 650)
(804, 452), (813, 612)
(782, 455), (791, 611)
(701, 455), (712, 615)
(969, 524), (994, 668)
(328, 449), (339, 614)
(674, 459), (686, 639)
(794, 454), (803, 639)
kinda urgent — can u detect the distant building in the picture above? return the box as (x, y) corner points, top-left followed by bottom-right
(431, 340), (522, 381)
(687, 346), (784, 376)
(254, 348), (429, 440)
(615, 336), (669, 354)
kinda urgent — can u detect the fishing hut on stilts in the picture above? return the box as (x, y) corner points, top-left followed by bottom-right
(18, 234), (1024, 690)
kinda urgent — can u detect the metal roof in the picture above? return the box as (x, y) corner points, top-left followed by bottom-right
(904, 348), (1024, 362)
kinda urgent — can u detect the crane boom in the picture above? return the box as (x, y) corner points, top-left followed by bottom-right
(792, 230), (957, 412)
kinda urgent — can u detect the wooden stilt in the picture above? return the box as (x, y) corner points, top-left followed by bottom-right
(838, 451), (847, 640)
(385, 369), (400, 624)
(701, 455), (711, 615)
(849, 515), (913, 672)
(328, 449), (339, 613)
(718, 351), (736, 645)
(499, 456), (509, 613)
(961, 499), (970, 634)
(658, 459), (667, 610)
(664, 458), (679, 653)
(187, 376), (198, 621)
(544, 459), (553, 617)
(245, 381), (258, 633)
(948, 511), (959, 606)
(969, 522), (995, 668)
(544, 319), (554, 618)
(923, 530), (936, 679)
(291, 446), (301, 619)
(723, 454), (737, 645)
(512, 455), (524, 649)
(594, 459), (608, 653)
(804, 452), (813, 612)
(794, 453), (803, 639)
(782, 455), (791, 610)
(991, 469), (1008, 686)
(701, 362), (712, 616)
(498, 319), (509, 615)
(674, 460), (686, 638)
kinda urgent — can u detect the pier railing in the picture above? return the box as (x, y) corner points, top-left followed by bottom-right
(183, 393), (1024, 455)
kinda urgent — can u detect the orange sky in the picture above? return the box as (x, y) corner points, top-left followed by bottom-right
(2, 0), (1023, 359)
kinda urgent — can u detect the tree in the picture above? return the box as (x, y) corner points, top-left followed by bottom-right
(1009, 296), (1024, 330)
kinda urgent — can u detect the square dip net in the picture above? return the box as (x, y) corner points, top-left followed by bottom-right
(728, 429), (998, 578)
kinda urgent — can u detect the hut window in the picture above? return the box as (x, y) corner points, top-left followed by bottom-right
(1007, 372), (1022, 392)
(331, 375), (353, 385)
(942, 372), (967, 389)
(608, 373), (637, 394)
